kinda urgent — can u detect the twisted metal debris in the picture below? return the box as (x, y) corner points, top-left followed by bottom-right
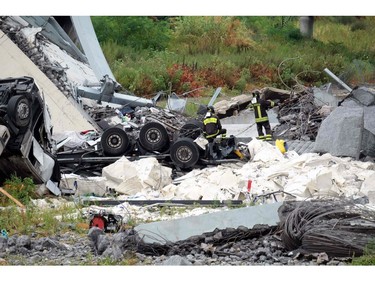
(119, 225), (276, 256)
(0, 17), (73, 97)
(273, 89), (325, 141)
(278, 199), (375, 257)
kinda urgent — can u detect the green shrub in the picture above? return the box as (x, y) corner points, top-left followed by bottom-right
(332, 16), (358, 25)
(352, 240), (375, 265)
(93, 16), (375, 98)
(0, 203), (87, 236)
(350, 21), (367, 32)
(1, 175), (36, 206)
(92, 16), (171, 51)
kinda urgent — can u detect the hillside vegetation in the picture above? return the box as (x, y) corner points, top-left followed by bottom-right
(92, 16), (375, 98)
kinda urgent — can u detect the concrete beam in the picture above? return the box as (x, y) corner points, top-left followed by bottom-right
(0, 30), (95, 133)
(134, 202), (282, 245)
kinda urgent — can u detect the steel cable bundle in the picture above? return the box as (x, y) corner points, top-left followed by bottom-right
(279, 199), (375, 257)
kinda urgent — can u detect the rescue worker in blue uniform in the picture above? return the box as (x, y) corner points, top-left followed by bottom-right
(250, 90), (278, 141)
(203, 106), (226, 159)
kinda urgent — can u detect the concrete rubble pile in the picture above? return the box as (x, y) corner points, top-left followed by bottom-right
(213, 93), (252, 118)
(81, 199), (375, 262)
(3, 15), (375, 265)
(314, 86), (375, 159)
(273, 88), (330, 141)
(60, 138), (375, 209)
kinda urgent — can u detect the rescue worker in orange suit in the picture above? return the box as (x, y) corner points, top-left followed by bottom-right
(203, 106), (226, 159)
(250, 90), (278, 141)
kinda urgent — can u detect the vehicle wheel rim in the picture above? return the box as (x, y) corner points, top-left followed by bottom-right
(108, 135), (121, 148)
(146, 129), (161, 144)
(176, 146), (192, 163)
(17, 101), (30, 120)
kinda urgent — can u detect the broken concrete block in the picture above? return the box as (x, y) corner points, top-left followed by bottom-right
(115, 176), (148, 195)
(248, 138), (283, 162)
(60, 174), (107, 196)
(283, 174), (313, 199)
(359, 172), (375, 197)
(133, 158), (172, 189)
(102, 157), (172, 196)
(317, 105), (334, 117)
(207, 169), (240, 190)
(174, 181), (218, 200)
(367, 191), (375, 205)
(162, 255), (192, 265)
(102, 156), (138, 184)
(314, 106), (364, 158)
(362, 129), (375, 157)
(363, 106), (375, 135)
(360, 106), (375, 157)
(341, 102), (375, 157)
(306, 169), (334, 196)
(352, 88), (375, 106)
(330, 164), (347, 186)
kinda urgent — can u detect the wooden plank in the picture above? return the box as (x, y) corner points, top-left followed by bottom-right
(0, 187), (26, 209)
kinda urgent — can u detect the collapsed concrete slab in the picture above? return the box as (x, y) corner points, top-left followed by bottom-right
(351, 87), (375, 106)
(0, 29), (95, 133)
(134, 202), (282, 244)
(214, 94), (252, 118)
(341, 94), (375, 157)
(314, 106), (364, 159)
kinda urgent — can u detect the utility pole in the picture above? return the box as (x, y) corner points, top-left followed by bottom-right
(300, 16), (314, 38)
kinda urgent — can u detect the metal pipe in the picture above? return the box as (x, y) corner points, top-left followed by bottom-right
(323, 68), (352, 92)
(78, 199), (244, 206)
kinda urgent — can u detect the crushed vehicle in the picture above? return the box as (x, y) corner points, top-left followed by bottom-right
(0, 76), (61, 186)
(56, 102), (250, 174)
(55, 80), (250, 173)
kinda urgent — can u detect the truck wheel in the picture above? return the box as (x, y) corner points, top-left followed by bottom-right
(139, 122), (169, 152)
(101, 127), (129, 156)
(170, 137), (200, 169)
(7, 95), (31, 128)
(179, 120), (203, 139)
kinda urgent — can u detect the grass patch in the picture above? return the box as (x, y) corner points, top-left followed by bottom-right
(1, 175), (36, 206)
(351, 239), (375, 265)
(0, 202), (87, 237)
(93, 16), (375, 97)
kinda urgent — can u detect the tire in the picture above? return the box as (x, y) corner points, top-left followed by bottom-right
(170, 137), (200, 169)
(101, 127), (129, 156)
(139, 122), (169, 152)
(7, 95), (31, 128)
(179, 119), (204, 139)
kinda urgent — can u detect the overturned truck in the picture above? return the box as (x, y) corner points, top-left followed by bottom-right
(57, 105), (250, 174)
(0, 76), (60, 185)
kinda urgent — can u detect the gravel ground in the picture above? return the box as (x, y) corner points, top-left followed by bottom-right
(0, 228), (350, 266)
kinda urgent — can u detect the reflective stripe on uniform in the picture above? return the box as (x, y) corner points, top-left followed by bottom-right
(205, 130), (220, 139)
(256, 104), (262, 121)
(253, 103), (269, 123)
(203, 117), (218, 125)
(265, 134), (272, 141)
(255, 116), (269, 122)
